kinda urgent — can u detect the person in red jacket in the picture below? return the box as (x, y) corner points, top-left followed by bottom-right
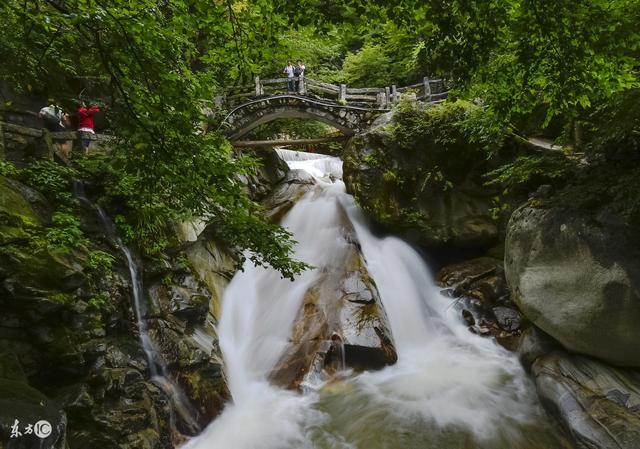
(77, 101), (100, 149)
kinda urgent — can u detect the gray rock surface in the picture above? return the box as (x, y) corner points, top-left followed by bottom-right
(505, 205), (640, 367)
(533, 351), (640, 449)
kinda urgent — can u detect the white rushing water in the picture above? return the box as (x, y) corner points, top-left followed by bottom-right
(183, 151), (566, 449)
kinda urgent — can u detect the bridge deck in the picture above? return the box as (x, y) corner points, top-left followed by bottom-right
(220, 76), (448, 110)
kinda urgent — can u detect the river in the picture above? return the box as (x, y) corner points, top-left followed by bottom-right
(182, 150), (569, 449)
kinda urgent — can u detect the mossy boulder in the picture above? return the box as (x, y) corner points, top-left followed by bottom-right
(343, 101), (499, 250)
(0, 176), (88, 299)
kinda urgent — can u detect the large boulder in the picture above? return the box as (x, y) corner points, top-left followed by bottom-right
(533, 351), (640, 449)
(505, 205), (640, 367)
(268, 183), (397, 390)
(342, 101), (498, 250)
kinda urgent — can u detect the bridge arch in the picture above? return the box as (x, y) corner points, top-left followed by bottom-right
(222, 95), (385, 141)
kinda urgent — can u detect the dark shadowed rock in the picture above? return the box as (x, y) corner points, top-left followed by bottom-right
(517, 326), (559, 371)
(492, 306), (522, 332)
(342, 109), (498, 250)
(437, 256), (508, 306)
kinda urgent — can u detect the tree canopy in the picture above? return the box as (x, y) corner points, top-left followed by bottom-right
(1, 0), (639, 272)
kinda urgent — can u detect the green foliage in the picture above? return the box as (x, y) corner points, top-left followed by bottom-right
(43, 211), (87, 252)
(584, 89), (640, 155)
(476, 0), (640, 134)
(19, 161), (78, 205)
(390, 99), (505, 190)
(87, 292), (111, 312)
(87, 250), (115, 275)
(484, 154), (575, 197)
(554, 162), (640, 229)
(0, 0), (311, 279)
(340, 44), (397, 87)
(0, 160), (17, 177)
(1, 0), (638, 269)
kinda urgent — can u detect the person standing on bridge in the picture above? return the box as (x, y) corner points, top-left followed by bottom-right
(294, 59), (305, 92)
(283, 60), (295, 92)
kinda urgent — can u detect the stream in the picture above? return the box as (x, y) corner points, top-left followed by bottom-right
(73, 182), (200, 435)
(182, 151), (569, 449)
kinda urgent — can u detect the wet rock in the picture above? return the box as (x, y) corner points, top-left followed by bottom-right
(533, 351), (640, 449)
(148, 273), (210, 324)
(251, 149), (290, 199)
(262, 169), (316, 223)
(437, 257), (508, 306)
(461, 309), (475, 326)
(506, 205), (640, 367)
(438, 257), (522, 349)
(492, 306), (522, 332)
(0, 379), (67, 449)
(517, 326), (560, 371)
(271, 204), (397, 389)
(0, 171), (230, 447)
(183, 234), (237, 320)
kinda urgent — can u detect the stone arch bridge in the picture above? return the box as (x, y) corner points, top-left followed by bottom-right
(217, 76), (447, 144)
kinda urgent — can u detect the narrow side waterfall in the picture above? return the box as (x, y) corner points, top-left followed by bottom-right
(183, 152), (568, 449)
(73, 182), (200, 434)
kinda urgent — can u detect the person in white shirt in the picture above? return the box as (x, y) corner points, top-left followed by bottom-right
(283, 60), (295, 91)
(39, 103), (69, 132)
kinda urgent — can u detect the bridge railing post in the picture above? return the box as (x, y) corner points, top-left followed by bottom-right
(423, 76), (432, 102)
(338, 84), (347, 103)
(298, 76), (306, 94)
(255, 76), (263, 96)
(385, 86), (391, 107)
(391, 85), (398, 104)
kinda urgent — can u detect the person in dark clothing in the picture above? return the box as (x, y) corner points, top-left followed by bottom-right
(294, 59), (305, 92)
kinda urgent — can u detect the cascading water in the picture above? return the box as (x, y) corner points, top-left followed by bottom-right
(73, 182), (200, 434)
(183, 151), (569, 449)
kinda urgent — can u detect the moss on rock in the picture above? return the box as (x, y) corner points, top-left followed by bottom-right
(343, 100), (503, 250)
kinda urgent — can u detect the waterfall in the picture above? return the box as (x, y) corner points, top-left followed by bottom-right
(72, 182), (200, 434)
(182, 152), (568, 449)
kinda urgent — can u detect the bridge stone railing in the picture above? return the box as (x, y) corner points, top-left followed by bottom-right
(220, 76), (448, 109)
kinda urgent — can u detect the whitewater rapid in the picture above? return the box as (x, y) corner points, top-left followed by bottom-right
(183, 150), (567, 449)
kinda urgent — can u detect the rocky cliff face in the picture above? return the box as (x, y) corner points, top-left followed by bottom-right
(342, 107), (498, 252)
(0, 173), (239, 448)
